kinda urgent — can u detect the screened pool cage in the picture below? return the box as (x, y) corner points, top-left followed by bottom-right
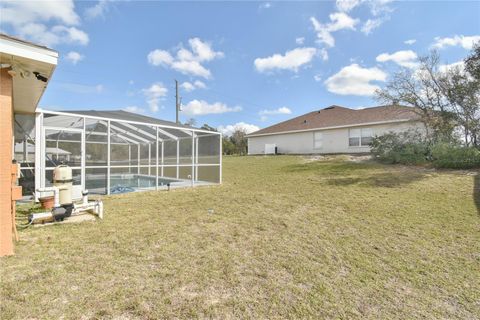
(14, 110), (222, 199)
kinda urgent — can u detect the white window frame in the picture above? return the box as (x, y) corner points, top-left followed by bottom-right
(313, 131), (323, 149)
(349, 127), (373, 147)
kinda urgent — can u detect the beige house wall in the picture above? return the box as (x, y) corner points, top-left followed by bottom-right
(248, 121), (425, 155)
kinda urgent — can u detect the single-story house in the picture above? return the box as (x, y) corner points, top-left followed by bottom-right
(1, 33), (58, 256)
(247, 105), (424, 155)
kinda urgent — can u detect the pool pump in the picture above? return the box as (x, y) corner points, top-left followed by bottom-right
(30, 165), (104, 224)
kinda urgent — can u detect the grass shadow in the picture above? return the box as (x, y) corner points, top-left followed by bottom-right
(283, 160), (427, 188)
(474, 173), (480, 216)
(283, 160), (377, 174)
(325, 172), (426, 188)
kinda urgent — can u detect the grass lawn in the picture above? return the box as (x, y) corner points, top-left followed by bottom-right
(1, 156), (479, 319)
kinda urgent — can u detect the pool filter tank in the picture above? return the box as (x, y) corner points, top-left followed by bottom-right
(53, 164), (73, 219)
(30, 164), (104, 224)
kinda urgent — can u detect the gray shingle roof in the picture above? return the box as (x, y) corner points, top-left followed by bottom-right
(61, 110), (194, 129)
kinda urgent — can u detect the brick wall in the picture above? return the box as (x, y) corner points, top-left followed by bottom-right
(0, 68), (14, 256)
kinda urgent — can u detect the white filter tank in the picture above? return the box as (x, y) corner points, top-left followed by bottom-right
(53, 165), (73, 205)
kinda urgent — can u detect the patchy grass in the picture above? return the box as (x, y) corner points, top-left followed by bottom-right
(1, 156), (479, 319)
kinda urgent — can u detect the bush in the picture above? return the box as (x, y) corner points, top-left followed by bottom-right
(431, 143), (480, 169)
(370, 131), (430, 165)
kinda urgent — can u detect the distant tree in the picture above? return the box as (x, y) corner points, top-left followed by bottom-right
(230, 129), (248, 155)
(184, 118), (197, 127)
(200, 124), (217, 132)
(222, 137), (236, 155)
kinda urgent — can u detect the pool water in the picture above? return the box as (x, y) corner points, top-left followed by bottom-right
(84, 174), (179, 194)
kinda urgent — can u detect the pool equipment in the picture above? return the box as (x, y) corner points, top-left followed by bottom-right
(30, 165), (103, 224)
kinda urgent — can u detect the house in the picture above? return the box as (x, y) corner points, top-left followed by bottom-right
(1, 33), (222, 257)
(1, 33), (58, 256)
(247, 105), (424, 155)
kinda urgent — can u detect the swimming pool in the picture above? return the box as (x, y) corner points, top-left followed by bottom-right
(83, 174), (180, 194)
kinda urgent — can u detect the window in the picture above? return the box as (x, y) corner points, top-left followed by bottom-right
(349, 128), (361, 147)
(360, 128), (373, 146)
(349, 128), (373, 147)
(314, 132), (323, 149)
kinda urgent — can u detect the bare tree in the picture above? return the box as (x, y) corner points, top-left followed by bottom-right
(376, 48), (480, 146)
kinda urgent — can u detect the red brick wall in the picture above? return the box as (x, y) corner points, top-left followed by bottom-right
(0, 68), (14, 256)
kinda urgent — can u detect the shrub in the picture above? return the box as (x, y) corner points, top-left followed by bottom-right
(431, 143), (480, 169)
(370, 131), (430, 165)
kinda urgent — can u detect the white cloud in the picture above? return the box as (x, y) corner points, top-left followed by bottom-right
(85, 0), (112, 19)
(147, 38), (223, 79)
(432, 35), (480, 50)
(180, 80), (207, 92)
(259, 107), (292, 115)
(337, 0), (393, 15)
(0, 0), (80, 26)
(182, 100), (241, 116)
(142, 83), (168, 113)
(254, 47), (317, 73)
(335, 0), (392, 35)
(295, 37), (305, 45)
(172, 60), (211, 78)
(180, 82), (195, 92)
(371, 0), (394, 15)
(319, 48), (329, 61)
(314, 74), (322, 82)
(361, 18), (386, 35)
(404, 39), (416, 45)
(217, 122), (260, 136)
(438, 61), (465, 73)
(324, 63), (387, 96)
(0, 0), (89, 47)
(376, 50), (418, 69)
(336, 0), (362, 12)
(123, 106), (146, 114)
(10, 23), (89, 47)
(194, 80), (206, 89)
(65, 51), (84, 64)
(147, 50), (174, 66)
(310, 13), (359, 47)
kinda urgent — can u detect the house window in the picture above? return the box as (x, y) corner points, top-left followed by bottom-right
(349, 128), (373, 147)
(314, 132), (323, 149)
(360, 128), (373, 146)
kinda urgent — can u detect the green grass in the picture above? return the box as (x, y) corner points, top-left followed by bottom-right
(1, 156), (479, 319)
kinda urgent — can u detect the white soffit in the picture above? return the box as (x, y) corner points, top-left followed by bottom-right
(0, 35), (58, 113)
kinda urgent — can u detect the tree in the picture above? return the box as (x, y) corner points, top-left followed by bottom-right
(465, 41), (480, 81)
(200, 124), (217, 132)
(222, 137), (235, 155)
(184, 118), (196, 127)
(230, 129), (248, 155)
(376, 48), (480, 146)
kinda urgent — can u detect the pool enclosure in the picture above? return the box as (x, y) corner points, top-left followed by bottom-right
(14, 109), (222, 198)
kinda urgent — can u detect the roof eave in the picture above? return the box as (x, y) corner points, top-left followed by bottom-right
(247, 119), (420, 138)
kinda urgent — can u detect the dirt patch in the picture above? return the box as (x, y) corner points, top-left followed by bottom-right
(303, 154), (372, 163)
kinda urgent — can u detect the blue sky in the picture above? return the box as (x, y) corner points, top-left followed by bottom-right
(1, 1), (479, 135)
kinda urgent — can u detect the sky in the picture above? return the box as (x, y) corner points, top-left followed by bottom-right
(1, 0), (479, 135)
